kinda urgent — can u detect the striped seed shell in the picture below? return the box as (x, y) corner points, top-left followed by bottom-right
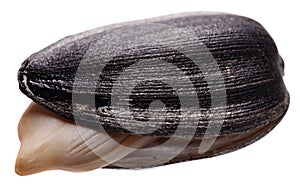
(17, 12), (289, 140)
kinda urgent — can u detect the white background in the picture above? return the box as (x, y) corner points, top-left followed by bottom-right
(0, 0), (299, 191)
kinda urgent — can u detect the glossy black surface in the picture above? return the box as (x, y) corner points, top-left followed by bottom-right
(18, 13), (289, 138)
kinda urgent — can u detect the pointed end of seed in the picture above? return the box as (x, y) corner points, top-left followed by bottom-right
(15, 102), (155, 175)
(15, 151), (52, 176)
(15, 103), (68, 176)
